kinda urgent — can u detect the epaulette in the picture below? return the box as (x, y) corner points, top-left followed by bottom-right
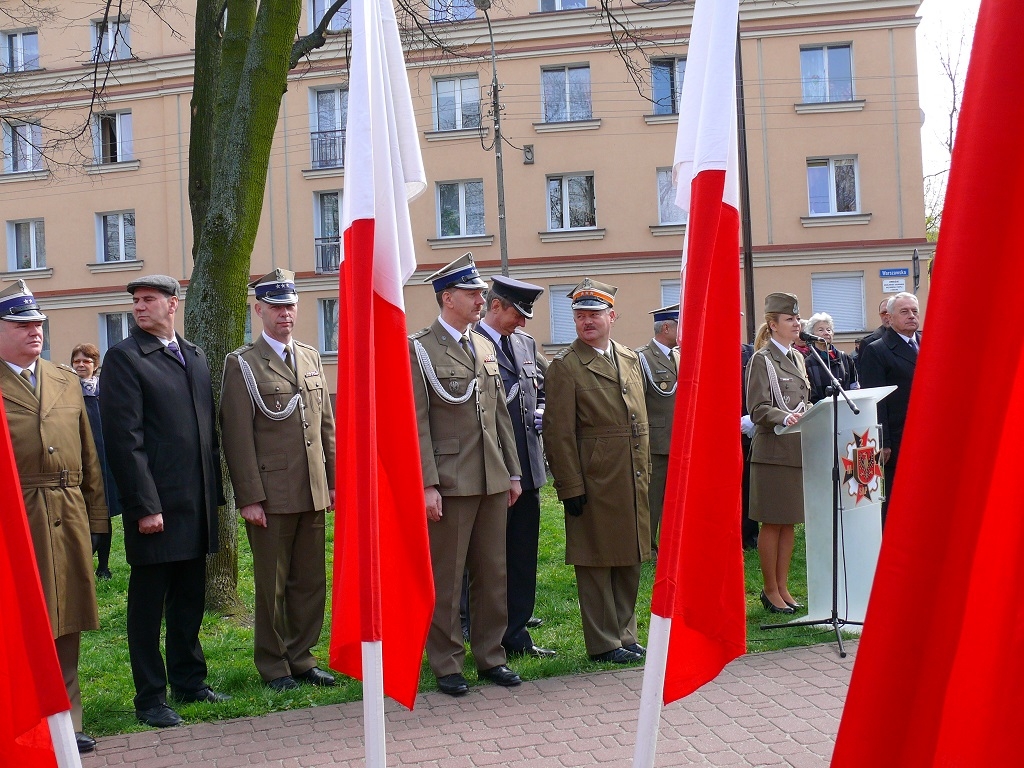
(553, 346), (572, 361)
(57, 363), (77, 374)
(635, 343), (652, 354)
(409, 328), (431, 341)
(294, 339), (316, 352)
(227, 343), (255, 358)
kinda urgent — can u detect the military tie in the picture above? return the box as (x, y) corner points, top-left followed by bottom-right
(19, 368), (37, 397)
(167, 339), (187, 367)
(284, 346), (295, 376)
(460, 334), (475, 362)
(501, 335), (515, 369)
(787, 349), (798, 366)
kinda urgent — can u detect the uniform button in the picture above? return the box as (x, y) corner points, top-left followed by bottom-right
(48, 446), (55, 454)
(623, 388), (627, 394)
(54, 518), (62, 527)
(635, 471), (641, 477)
(275, 386), (281, 391)
(631, 414), (637, 420)
(306, 440), (312, 446)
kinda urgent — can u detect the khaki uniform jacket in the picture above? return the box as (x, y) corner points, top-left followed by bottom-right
(410, 320), (521, 496)
(220, 336), (335, 514)
(543, 339), (652, 567)
(1, 359), (108, 638)
(636, 342), (679, 456)
(745, 343), (810, 467)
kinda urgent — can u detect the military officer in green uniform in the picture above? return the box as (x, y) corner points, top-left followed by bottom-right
(543, 279), (652, 664)
(220, 269), (337, 691)
(635, 304), (680, 553)
(0, 281), (108, 754)
(409, 252), (523, 696)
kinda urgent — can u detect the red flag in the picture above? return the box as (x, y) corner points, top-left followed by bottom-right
(653, 0), (746, 704)
(832, 2), (1024, 764)
(0, 397), (68, 767)
(328, 0), (434, 711)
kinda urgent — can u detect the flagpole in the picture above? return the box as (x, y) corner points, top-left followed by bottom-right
(361, 641), (386, 768)
(632, 614), (671, 767)
(47, 711), (83, 768)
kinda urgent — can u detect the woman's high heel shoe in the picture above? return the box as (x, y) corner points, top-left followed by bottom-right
(760, 590), (795, 615)
(784, 598), (803, 609)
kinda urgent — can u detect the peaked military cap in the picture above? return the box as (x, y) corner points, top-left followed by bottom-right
(490, 275), (544, 319)
(568, 278), (616, 311)
(127, 274), (180, 298)
(0, 279), (47, 322)
(650, 303), (680, 322)
(425, 252), (487, 293)
(764, 292), (799, 315)
(250, 268), (298, 305)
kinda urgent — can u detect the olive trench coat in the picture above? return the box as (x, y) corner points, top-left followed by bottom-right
(543, 339), (652, 567)
(1, 359), (108, 638)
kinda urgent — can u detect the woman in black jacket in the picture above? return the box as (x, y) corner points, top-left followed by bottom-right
(801, 313), (859, 403)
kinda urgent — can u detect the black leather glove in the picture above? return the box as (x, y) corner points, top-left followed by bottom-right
(563, 495), (587, 517)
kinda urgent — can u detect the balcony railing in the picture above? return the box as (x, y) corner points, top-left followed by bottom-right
(315, 237), (341, 273)
(311, 129), (345, 169)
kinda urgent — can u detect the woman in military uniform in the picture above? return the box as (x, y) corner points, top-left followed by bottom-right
(745, 292), (810, 615)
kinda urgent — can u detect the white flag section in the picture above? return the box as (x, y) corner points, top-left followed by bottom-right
(48, 711), (83, 768)
(634, 0), (742, 765)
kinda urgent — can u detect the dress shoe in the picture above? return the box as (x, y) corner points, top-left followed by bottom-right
(478, 665), (522, 687)
(784, 598), (804, 609)
(76, 732), (96, 753)
(525, 616), (544, 629)
(266, 675), (300, 691)
(437, 673), (469, 696)
(507, 644), (557, 659)
(136, 704), (183, 728)
(760, 589), (795, 615)
(172, 685), (231, 704)
(95, 567), (112, 580)
(295, 666), (336, 687)
(590, 647), (642, 664)
(623, 642), (646, 657)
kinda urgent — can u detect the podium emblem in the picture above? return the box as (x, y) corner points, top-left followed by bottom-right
(842, 430), (883, 504)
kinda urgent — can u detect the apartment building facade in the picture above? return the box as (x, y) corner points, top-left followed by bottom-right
(1, 0), (932, 385)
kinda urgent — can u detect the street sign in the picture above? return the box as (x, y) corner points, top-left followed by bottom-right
(880, 268), (909, 277)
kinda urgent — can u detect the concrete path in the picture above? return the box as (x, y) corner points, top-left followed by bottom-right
(82, 641), (856, 767)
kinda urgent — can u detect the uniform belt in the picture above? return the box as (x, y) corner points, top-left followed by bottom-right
(578, 424), (649, 438)
(19, 470), (83, 488)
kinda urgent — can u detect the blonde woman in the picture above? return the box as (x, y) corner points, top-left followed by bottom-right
(745, 293), (810, 613)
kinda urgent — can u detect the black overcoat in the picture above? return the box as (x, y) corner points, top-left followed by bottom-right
(857, 326), (919, 460)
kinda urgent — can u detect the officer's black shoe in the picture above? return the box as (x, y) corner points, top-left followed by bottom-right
(478, 665), (521, 687)
(76, 732), (97, 753)
(589, 647), (642, 664)
(437, 673), (470, 696)
(296, 667), (336, 687)
(266, 675), (300, 691)
(135, 704), (183, 728)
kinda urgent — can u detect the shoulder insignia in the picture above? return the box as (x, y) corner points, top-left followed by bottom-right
(57, 363), (78, 377)
(409, 328), (431, 341)
(294, 340), (316, 352)
(635, 344), (652, 354)
(228, 343), (255, 358)
(553, 347), (572, 361)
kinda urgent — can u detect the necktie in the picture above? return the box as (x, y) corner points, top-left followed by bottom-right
(167, 340), (186, 367)
(284, 346), (295, 375)
(501, 335), (515, 368)
(787, 349), (797, 365)
(19, 368), (37, 396)
(460, 334), (475, 362)
(909, 337), (919, 353)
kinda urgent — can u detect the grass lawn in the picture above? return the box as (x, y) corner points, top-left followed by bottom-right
(81, 485), (841, 736)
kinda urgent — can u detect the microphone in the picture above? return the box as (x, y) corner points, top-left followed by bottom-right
(799, 331), (827, 344)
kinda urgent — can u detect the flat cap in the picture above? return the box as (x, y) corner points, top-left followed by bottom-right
(764, 292), (799, 315)
(490, 275), (544, 319)
(425, 252), (487, 293)
(650, 303), (680, 322)
(250, 268), (298, 305)
(0, 279), (47, 322)
(568, 278), (616, 311)
(127, 275), (180, 298)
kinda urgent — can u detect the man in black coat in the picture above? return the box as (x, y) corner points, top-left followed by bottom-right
(857, 292), (921, 526)
(475, 276), (555, 659)
(100, 275), (228, 728)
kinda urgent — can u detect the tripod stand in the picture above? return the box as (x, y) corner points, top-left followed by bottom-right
(761, 344), (862, 657)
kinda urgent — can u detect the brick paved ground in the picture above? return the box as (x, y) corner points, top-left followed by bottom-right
(81, 641), (856, 767)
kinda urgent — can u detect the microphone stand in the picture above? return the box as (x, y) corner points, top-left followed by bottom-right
(761, 342), (861, 657)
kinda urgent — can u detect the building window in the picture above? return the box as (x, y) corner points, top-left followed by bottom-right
(311, 88), (347, 169)
(2, 121), (43, 173)
(433, 76), (480, 131)
(315, 191), (342, 273)
(547, 173), (595, 230)
(542, 65), (592, 123)
(656, 168), (685, 224)
(800, 44), (853, 103)
(41, 319), (50, 360)
(2, 30), (40, 73)
(310, 0), (351, 32)
(651, 57), (686, 115)
(807, 157), (858, 215)
(430, 0), (474, 23)
(319, 298), (339, 353)
(94, 111), (133, 164)
(811, 272), (865, 333)
(100, 311), (136, 353)
(7, 219), (46, 270)
(540, 0), (587, 10)
(549, 283), (576, 344)
(661, 279), (681, 309)
(437, 180), (484, 238)
(93, 18), (130, 62)
(99, 211), (136, 262)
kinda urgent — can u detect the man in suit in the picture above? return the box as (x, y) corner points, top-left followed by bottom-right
(857, 298), (892, 354)
(635, 304), (679, 554)
(475, 275), (555, 660)
(857, 291), (921, 525)
(0, 281), (107, 754)
(220, 269), (336, 691)
(543, 279), (651, 664)
(100, 275), (229, 728)
(410, 252), (523, 696)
